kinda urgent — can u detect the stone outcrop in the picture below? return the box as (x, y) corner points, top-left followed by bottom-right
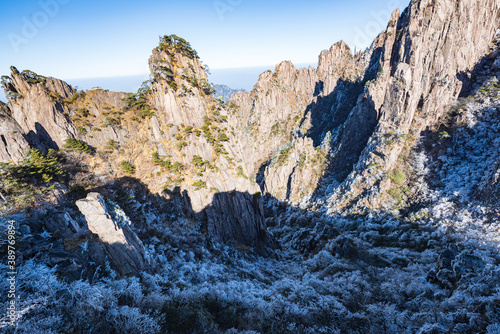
(204, 191), (267, 246)
(148, 36), (211, 128)
(5, 66), (77, 149)
(226, 0), (500, 211)
(324, 0), (500, 212)
(76, 192), (150, 277)
(0, 102), (29, 163)
(3, 0), (499, 247)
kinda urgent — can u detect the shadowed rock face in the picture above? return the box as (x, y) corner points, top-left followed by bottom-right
(1, 0), (499, 248)
(321, 0), (500, 212)
(204, 191), (267, 246)
(76, 192), (150, 277)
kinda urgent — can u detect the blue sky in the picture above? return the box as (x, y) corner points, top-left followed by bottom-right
(0, 0), (408, 100)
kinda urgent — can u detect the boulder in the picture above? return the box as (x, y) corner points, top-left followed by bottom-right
(76, 192), (150, 277)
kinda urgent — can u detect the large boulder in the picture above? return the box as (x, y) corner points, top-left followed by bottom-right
(76, 192), (150, 277)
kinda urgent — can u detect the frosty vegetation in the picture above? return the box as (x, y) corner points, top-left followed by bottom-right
(1, 31), (500, 334)
(1, 159), (500, 334)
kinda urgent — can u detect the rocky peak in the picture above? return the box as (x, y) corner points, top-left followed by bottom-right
(148, 35), (213, 128)
(323, 0), (500, 212)
(5, 66), (73, 99)
(2, 67), (77, 149)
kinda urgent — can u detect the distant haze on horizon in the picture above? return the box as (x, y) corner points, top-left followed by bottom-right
(0, 0), (408, 102)
(0, 63), (317, 103)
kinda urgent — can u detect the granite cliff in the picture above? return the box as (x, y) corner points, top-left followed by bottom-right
(2, 0), (500, 332)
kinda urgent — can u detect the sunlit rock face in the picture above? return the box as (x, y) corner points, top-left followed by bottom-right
(76, 192), (150, 277)
(0, 102), (29, 163)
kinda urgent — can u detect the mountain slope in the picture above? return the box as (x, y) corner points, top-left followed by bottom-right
(1, 0), (500, 332)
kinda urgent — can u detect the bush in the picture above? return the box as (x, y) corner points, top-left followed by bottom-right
(169, 80), (178, 92)
(387, 188), (403, 203)
(157, 35), (199, 59)
(387, 169), (406, 185)
(152, 152), (163, 165)
(63, 138), (92, 154)
(106, 139), (119, 151)
(120, 161), (136, 175)
(21, 69), (47, 84)
(122, 82), (155, 120)
(193, 180), (207, 190)
(237, 165), (248, 179)
(192, 155), (205, 167)
(171, 162), (183, 173)
(152, 152), (183, 174)
(218, 133), (229, 142)
(1, 148), (65, 185)
(275, 145), (293, 166)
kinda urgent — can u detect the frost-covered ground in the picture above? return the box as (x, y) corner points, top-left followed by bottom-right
(1, 48), (500, 334)
(1, 194), (500, 334)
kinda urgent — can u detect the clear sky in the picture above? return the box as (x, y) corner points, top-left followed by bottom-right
(0, 0), (408, 100)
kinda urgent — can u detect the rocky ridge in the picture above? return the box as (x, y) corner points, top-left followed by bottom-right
(0, 0), (499, 265)
(1, 0), (500, 332)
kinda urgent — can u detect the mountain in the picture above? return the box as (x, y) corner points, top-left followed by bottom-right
(213, 84), (245, 102)
(1, 1), (500, 333)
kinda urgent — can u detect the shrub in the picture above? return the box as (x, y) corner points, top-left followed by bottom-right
(387, 188), (402, 201)
(152, 152), (183, 173)
(275, 146), (293, 166)
(120, 161), (136, 175)
(193, 180), (207, 190)
(63, 138), (92, 154)
(122, 82), (155, 120)
(218, 133), (229, 142)
(237, 165), (248, 179)
(171, 162), (184, 173)
(106, 139), (119, 151)
(1, 148), (65, 184)
(298, 154), (306, 168)
(21, 69), (47, 84)
(168, 81), (178, 92)
(157, 34), (199, 60)
(192, 155), (205, 167)
(152, 152), (163, 165)
(387, 169), (406, 185)
(271, 122), (281, 136)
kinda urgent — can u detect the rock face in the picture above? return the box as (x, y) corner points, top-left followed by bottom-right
(4, 67), (77, 149)
(141, 35), (270, 246)
(148, 35), (211, 128)
(2, 0), (499, 248)
(213, 84), (244, 102)
(76, 192), (150, 277)
(322, 0), (500, 212)
(204, 191), (267, 246)
(0, 102), (29, 163)
(223, 0), (500, 210)
(224, 39), (374, 203)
